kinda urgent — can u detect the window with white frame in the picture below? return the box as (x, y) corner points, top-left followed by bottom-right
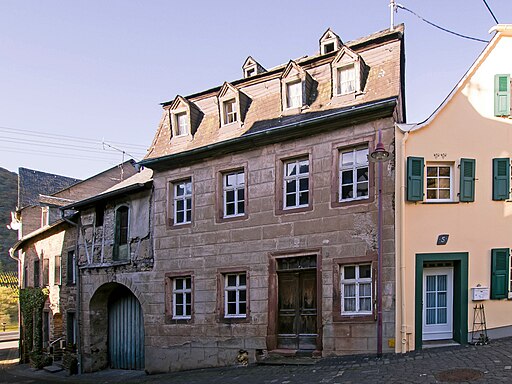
(426, 164), (453, 201)
(223, 99), (237, 125)
(172, 276), (192, 319)
(341, 264), (372, 314)
(223, 170), (245, 218)
(337, 65), (356, 95)
(174, 179), (192, 225)
(283, 158), (309, 209)
(286, 81), (302, 109)
(176, 112), (189, 136)
(340, 147), (369, 201)
(224, 273), (247, 318)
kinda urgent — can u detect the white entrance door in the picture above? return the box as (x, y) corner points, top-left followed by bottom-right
(423, 267), (453, 341)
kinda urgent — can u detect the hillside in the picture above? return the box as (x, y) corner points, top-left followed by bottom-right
(0, 167), (18, 272)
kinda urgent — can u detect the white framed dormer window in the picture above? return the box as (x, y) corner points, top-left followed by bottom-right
(337, 65), (356, 95)
(176, 112), (189, 136)
(341, 264), (372, 315)
(222, 99), (238, 125)
(223, 170), (245, 218)
(173, 276), (192, 320)
(286, 81), (302, 109)
(283, 158), (309, 209)
(340, 147), (369, 201)
(426, 164), (453, 202)
(174, 179), (192, 225)
(224, 272), (247, 318)
(41, 206), (49, 227)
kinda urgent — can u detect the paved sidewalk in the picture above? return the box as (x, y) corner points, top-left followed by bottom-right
(1, 337), (512, 383)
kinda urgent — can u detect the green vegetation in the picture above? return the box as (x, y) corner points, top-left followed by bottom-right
(19, 287), (49, 362)
(0, 271), (19, 331)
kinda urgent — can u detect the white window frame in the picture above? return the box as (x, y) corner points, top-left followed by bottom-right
(339, 147), (369, 202)
(222, 99), (238, 125)
(285, 80), (302, 109)
(176, 112), (189, 136)
(224, 273), (247, 318)
(173, 180), (192, 225)
(337, 64), (356, 95)
(223, 170), (245, 218)
(426, 164), (453, 202)
(41, 206), (49, 227)
(283, 158), (309, 209)
(172, 276), (192, 320)
(341, 264), (372, 315)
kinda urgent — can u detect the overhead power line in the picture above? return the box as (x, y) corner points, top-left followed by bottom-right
(482, 0), (499, 24)
(396, 4), (489, 43)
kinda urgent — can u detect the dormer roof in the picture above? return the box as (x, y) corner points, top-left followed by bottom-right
(218, 82), (238, 98)
(169, 95), (191, 111)
(280, 60), (307, 80)
(242, 56), (266, 78)
(332, 46), (360, 65)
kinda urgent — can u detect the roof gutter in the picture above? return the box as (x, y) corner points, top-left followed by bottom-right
(141, 97), (398, 171)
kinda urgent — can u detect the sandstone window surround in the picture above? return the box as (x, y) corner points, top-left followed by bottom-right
(319, 28), (342, 55)
(168, 95), (202, 139)
(216, 268), (250, 323)
(242, 56), (266, 78)
(165, 272), (194, 324)
(217, 82), (251, 128)
(168, 177), (193, 228)
(280, 61), (315, 114)
(331, 46), (367, 98)
(67, 250), (76, 285)
(222, 169), (245, 218)
(113, 205), (129, 261)
(332, 256), (376, 323)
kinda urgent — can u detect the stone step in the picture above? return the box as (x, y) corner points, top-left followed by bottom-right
(42, 364), (64, 373)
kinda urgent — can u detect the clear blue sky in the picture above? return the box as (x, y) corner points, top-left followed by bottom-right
(0, 1), (509, 180)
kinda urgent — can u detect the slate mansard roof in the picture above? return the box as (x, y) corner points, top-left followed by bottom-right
(142, 25), (405, 167)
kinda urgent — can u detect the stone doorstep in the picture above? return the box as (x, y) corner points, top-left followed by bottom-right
(43, 364), (64, 373)
(257, 349), (321, 365)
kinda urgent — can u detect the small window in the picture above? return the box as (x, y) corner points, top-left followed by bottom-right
(337, 65), (356, 95)
(114, 206), (129, 260)
(43, 258), (49, 286)
(245, 68), (255, 77)
(172, 276), (192, 320)
(67, 312), (77, 350)
(341, 264), (372, 314)
(54, 255), (61, 285)
(224, 273), (247, 318)
(324, 42), (335, 54)
(223, 99), (238, 125)
(95, 204), (105, 227)
(41, 206), (49, 227)
(176, 112), (189, 136)
(67, 250), (76, 285)
(426, 164), (453, 202)
(174, 180), (192, 225)
(223, 170), (245, 218)
(339, 147), (369, 201)
(286, 81), (302, 109)
(283, 158), (309, 209)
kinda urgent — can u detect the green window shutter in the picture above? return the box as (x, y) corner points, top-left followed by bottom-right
(407, 156), (424, 201)
(459, 158), (476, 202)
(495, 74), (511, 117)
(492, 158), (510, 200)
(491, 248), (509, 299)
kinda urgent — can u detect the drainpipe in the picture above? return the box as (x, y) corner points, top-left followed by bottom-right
(399, 130), (409, 353)
(61, 209), (82, 375)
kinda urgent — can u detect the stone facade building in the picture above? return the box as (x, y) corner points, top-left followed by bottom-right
(135, 25), (405, 373)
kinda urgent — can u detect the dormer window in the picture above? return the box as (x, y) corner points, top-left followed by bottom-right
(242, 56), (267, 78)
(223, 99), (238, 125)
(337, 65), (356, 95)
(280, 61), (315, 113)
(246, 68), (255, 77)
(320, 28), (342, 55)
(218, 82), (251, 127)
(176, 112), (189, 136)
(332, 46), (367, 98)
(286, 81), (302, 109)
(169, 95), (201, 139)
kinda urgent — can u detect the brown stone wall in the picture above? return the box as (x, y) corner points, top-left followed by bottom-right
(142, 118), (396, 373)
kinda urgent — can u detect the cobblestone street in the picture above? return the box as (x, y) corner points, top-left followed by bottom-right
(2, 337), (512, 383)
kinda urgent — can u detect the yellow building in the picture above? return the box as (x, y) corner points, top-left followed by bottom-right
(395, 25), (512, 352)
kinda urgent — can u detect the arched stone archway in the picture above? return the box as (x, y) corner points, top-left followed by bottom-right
(89, 283), (145, 371)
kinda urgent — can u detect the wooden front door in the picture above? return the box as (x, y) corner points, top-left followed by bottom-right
(277, 269), (317, 350)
